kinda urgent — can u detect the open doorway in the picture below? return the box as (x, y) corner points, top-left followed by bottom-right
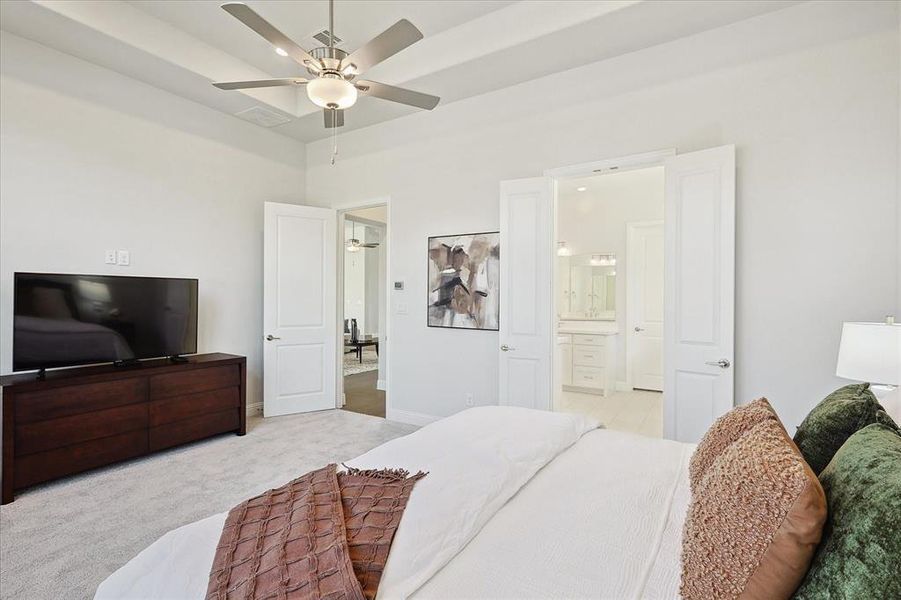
(553, 166), (664, 437)
(499, 146), (733, 442)
(339, 206), (387, 418)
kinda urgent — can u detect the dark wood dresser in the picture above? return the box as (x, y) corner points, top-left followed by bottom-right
(1, 353), (245, 504)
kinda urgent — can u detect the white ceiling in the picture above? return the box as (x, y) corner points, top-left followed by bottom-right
(126, 1), (515, 78)
(347, 206), (388, 224)
(0, 0), (801, 142)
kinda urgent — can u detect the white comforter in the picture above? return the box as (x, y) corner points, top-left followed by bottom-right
(96, 407), (692, 599)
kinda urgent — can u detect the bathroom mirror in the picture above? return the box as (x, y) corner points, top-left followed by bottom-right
(557, 253), (616, 320)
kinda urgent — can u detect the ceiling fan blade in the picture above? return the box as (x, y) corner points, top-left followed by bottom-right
(355, 80), (439, 110)
(342, 19), (423, 75)
(221, 3), (321, 72)
(361, 243), (380, 248)
(213, 78), (307, 90)
(324, 109), (344, 128)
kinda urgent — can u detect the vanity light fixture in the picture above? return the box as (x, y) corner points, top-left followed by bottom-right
(557, 242), (572, 257)
(590, 253), (616, 267)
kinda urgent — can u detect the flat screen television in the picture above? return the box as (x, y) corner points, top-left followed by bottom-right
(13, 272), (198, 372)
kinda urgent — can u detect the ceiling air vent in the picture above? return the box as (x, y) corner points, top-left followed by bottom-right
(312, 29), (342, 47)
(234, 106), (292, 128)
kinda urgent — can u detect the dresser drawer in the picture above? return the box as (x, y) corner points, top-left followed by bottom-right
(15, 403), (148, 456)
(14, 430), (148, 488)
(149, 365), (239, 400)
(149, 388), (240, 426)
(572, 345), (606, 368)
(149, 409), (239, 451)
(14, 378), (147, 424)
(572, 366), (606, 389)
(571, 334), (607, 347)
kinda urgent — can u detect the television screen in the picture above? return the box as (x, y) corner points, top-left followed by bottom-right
(13, 273), (198, 371)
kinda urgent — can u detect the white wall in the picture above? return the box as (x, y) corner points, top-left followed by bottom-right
(343, 221), (367, 334)
(0, 32), (308, 411)
(363, 226), (381, 337)
(557, 167), (664, 384)
(306, 1), (900, 429)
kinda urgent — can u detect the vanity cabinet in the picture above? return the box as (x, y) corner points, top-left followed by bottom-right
(559, 332), (617, 396)
(559, 337), (573, 386)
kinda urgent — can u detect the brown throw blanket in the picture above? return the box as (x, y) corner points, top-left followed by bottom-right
(206, 464), (426, 600)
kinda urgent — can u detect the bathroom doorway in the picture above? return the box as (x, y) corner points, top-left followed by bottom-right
(553, 166), (664, 437)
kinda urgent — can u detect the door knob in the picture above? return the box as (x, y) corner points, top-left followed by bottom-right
(634, 326), (644, 332)
(265, 334), (281, 341)
(500, 344), (516, 352)
(705, 358), (731, 369)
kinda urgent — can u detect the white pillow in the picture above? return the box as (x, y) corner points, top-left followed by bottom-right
(874, 386), (901, 423)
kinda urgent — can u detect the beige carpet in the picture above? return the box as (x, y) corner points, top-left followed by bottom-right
(0, 410), (416, 600)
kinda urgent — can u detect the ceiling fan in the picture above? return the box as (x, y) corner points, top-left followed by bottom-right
(212, 0), (440, 130)
(346, 221), (379, 253)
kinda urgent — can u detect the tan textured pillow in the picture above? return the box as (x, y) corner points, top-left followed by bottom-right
(688, 398), (778, 491)
(680, 418), (826, 600)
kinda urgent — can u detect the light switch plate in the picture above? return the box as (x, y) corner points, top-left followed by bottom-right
(116, 249), (130, 266)
(395, 302), (409, 315)
(104, 250), (117, 265)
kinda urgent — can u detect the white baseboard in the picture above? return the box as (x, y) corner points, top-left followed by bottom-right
(246, 402), (263, 415)
(386, 408), (439, 427)
(377, 379), (387, 391)
(616, 381), (631, 392)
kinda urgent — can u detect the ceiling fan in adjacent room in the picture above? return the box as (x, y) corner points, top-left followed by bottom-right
(212, 0), (440, 131)
(346, 221), (380, 253)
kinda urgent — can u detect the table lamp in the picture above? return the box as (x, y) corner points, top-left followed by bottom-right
(836, 316), (901, 401)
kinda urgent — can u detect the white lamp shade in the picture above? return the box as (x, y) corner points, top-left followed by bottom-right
(306, 76), (357, 109)
(836, 321), (901, 385)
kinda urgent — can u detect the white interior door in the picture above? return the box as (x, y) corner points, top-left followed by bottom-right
(499, 178), (554, 410)
(664, 145), (735, 442)
(264, 202), (337, 417)
(627, 221), (664, 391)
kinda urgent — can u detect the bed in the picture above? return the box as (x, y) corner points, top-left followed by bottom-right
(95, 406), (694, 599)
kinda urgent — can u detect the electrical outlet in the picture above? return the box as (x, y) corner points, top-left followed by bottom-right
(395, 302), (409, 315)
(465, 393), (474, 407)
(104, 250), (117, 265)
(116, 249), (130, 266)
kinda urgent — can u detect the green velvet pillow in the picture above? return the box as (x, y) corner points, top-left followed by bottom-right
(793, 383), (899, 474)
(793, 423), (901, 599)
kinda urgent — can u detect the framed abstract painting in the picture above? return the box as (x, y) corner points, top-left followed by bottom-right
(427, 231), (500, 330)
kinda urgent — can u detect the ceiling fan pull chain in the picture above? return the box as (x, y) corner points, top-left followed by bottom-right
(331, 110), (339, 165)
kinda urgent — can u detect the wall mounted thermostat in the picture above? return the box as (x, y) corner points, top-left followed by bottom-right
(394, 281), (404, 290)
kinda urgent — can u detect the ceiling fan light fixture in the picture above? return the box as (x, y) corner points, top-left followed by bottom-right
(307, 75), (357, 109)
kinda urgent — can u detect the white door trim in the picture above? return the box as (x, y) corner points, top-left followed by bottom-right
(626, 220), (665, 391)
(544, 148), (675, 179)
(335, 197), (391, 416)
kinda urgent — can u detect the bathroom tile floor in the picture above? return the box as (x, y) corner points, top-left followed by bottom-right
(556, 389), (663, 437)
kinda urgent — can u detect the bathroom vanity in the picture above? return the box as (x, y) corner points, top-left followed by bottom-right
(558, 324), (618, 396)
(556, 252), (619, 396)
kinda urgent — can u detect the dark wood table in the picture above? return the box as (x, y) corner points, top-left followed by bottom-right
(345, 336), (379, 363)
